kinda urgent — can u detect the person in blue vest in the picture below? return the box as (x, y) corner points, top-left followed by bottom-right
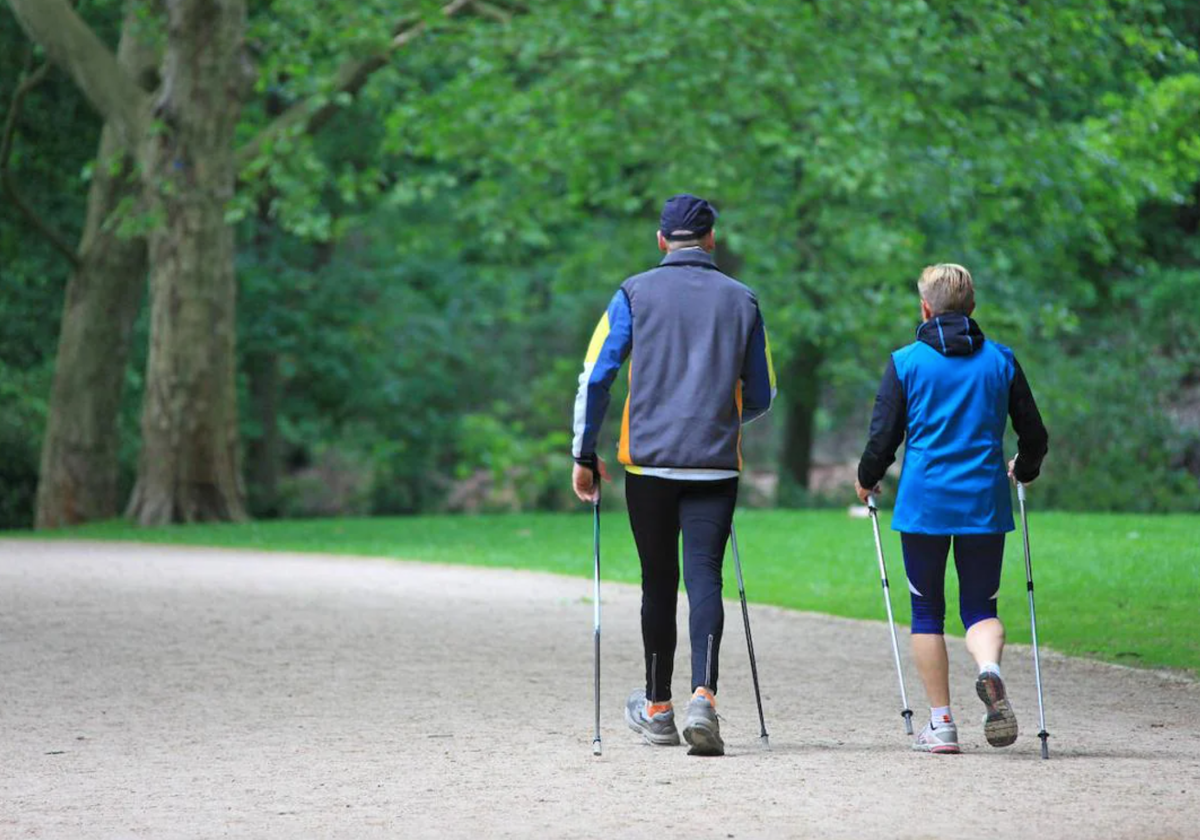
(570, 194), (776, 756)
(855, 263), (1049, 754)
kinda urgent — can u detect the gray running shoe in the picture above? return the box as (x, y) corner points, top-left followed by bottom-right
(976, 671), (1019, 747)
(912, 719), (961, 754)
(624, 689), (681, 746)
(682, 689), (725, 756)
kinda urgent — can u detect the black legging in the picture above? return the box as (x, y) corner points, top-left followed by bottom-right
(625, 473), (738, 703)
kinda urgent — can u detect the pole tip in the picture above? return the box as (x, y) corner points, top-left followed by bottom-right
(902, 709), (914, 735)
(760, 733), (770, 750)
(1039, 731), (1049, 760)
(592, 740), (602, 756)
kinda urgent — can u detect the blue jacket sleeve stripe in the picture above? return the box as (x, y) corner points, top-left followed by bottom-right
(572, 290), (633, 459)
(740, 308), (776, 424)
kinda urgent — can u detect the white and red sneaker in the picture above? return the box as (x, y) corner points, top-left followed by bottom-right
(912, 716), (961, 754)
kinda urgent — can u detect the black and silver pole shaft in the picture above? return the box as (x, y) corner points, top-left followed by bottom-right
(1018, 482), (1050, 760)
(591, 483), (602, 757)
(867, 495), (914, 735)
(730, 522), (770, 749)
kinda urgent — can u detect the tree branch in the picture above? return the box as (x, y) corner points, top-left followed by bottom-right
(5, 0), (149, 150)
(471, 1), (513, 24)
(236, 0), (485, 169)
(0, 54), (81, 268)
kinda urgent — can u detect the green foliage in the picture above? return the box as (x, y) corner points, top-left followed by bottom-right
(373, 0), (1200, 506)
(3, 0), (1199, 522)
(0, 361), (49, 527)
(457, 408), (574, 511)
(24, 508), (1200, 674)
(1025, 346), (1200, 512)
(233, 175), (612, 516)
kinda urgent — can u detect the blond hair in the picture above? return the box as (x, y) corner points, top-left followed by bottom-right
(918, 263), (975, 315)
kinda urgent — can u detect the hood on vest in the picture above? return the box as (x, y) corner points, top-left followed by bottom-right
(916, 314), (986, 357)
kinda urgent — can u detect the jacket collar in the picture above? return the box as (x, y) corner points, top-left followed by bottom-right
(658, 248), (719, 270)
(916, 314), (986, 357)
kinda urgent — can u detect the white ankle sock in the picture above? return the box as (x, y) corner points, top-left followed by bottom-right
(930, 705), (953, 726)
(980, 662), (1002, 678)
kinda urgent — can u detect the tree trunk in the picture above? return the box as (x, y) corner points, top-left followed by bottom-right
(34, 13), (157, 529)
(35, 134), (145, 527)
(780, 341), (823, 490)
(125, 0), (248, 525)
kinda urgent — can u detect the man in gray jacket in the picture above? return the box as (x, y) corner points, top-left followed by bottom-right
(571, 194), (775, 756)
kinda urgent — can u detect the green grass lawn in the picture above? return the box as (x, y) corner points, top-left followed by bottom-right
(12, 509), (1199, 675)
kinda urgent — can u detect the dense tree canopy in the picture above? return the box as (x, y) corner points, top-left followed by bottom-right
(1, 0), (1197, 528)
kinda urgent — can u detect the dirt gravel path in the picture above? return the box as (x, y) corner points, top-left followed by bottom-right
(1, 540), (1197, 839)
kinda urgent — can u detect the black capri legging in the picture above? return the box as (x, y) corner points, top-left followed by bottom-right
(625, 473), (738, 703)
(900, 533), (1005, 635)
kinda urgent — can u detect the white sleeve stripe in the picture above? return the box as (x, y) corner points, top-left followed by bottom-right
(571, 361), (596, 457)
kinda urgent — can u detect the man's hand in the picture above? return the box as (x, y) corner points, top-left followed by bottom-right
(1007, 456), (1033, 485)
(855, 478), (880, 505)
(573, 457), (611, 503)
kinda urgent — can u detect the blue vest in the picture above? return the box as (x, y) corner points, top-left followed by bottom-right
(892, 319), (1016, 535)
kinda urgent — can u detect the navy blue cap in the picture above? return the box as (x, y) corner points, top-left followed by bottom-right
(659, 194), (718, 241)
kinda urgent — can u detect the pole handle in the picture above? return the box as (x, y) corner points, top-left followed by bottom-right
(866, 494), (878, 512)
(1017, 482), (1026, 503)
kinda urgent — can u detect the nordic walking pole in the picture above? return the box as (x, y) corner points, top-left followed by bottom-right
(591, 474), (603, 757)
(729, 522), (769, 749)
(1017, 482), (1050, 760)
(866, 495), (914, 735)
